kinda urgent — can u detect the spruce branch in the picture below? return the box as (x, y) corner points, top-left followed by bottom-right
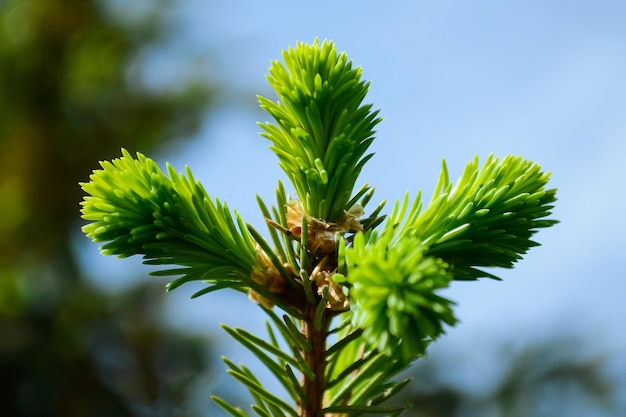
(81, 149), (270, 303)
(342, 232), (456, 363)
(80, 39), (558, 417)
(259, 39), (381, 222)
(389, 155), (558, 280)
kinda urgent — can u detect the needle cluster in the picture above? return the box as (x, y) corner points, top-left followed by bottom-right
(81, 39), (557, 417)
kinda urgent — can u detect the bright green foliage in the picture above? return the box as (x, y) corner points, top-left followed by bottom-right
(387, 156), (558, 280)
(81, 40), (558, 416)
(342, 232), (456, 363)
(259, 39), (381, 222)
(81, 149), (257, 298)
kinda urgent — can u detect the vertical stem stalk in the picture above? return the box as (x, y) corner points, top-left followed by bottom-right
(299, 301), (329, 417)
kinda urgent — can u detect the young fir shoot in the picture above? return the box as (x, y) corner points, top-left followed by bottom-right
(81, 39), (558, 417)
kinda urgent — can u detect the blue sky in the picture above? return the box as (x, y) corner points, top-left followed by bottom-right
(81, 0), (626, 414)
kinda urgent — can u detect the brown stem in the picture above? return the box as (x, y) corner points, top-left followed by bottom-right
(299, 302), (330, 417)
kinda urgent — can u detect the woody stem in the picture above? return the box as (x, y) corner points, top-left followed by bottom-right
(299, 301), (330, 417)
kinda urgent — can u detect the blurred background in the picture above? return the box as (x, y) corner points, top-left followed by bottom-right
(1, 0), (625, 416)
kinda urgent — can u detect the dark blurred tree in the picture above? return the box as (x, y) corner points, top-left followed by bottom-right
(398, 337), (619, 417)
(0, 0), (215, 415)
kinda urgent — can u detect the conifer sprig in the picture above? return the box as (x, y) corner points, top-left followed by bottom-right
(258, 39), (381, 222)
(342, 231), (456, 362)
(412, 155), (557, 280)
(80, 149), (257, 295)
(80, 40), (558, 417)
